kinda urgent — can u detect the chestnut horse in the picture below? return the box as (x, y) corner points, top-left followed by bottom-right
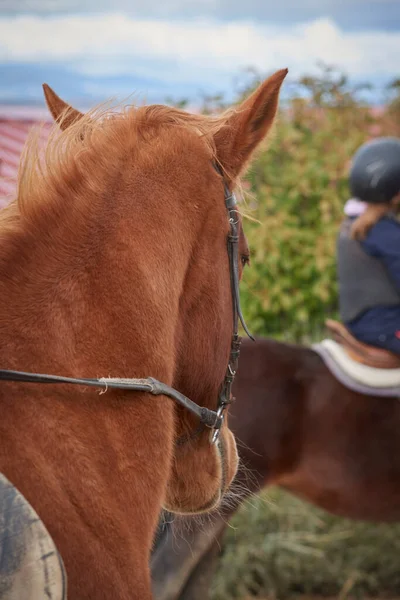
(0, 71), (287, 599)
(151, 336), (400, 600)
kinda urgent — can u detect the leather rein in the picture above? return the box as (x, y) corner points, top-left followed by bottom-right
(0, 163), (252, 445)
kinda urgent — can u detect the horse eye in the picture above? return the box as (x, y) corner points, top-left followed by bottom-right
(241, 254), (250, 267)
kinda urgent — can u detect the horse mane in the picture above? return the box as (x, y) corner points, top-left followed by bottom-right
(0, 102), (236, 242)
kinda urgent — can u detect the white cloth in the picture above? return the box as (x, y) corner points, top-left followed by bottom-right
(343, 197), (367, 217)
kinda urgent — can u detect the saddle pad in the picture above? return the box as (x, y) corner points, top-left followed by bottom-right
(313, 340), (400, 397)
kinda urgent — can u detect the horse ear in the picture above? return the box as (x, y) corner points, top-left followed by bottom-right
(214, 68), (288, 179)
(42, 84), (84, 130)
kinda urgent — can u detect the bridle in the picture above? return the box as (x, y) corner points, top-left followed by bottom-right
(208, 162), (253, 442)
(0, 163), (252, 445)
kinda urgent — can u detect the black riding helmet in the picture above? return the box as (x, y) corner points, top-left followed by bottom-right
(349, 137), (400, 204)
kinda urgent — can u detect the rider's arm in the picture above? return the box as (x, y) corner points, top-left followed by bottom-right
(361, 217), (400, 292)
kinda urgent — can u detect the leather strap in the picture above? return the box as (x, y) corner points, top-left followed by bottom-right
(0, 369), (220, 429)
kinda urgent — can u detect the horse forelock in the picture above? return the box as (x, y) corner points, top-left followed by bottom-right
(8, 102), (234, 228)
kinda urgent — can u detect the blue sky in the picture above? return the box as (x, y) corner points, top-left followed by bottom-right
(0, 0), (399, 107)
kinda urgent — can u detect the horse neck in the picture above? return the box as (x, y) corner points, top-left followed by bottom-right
(0, 197), (186, 576)
(0, 190), (194, 384)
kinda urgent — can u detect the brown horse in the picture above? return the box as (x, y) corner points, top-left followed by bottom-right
(0, 70), (287, 599)
(151, 335), (400, 600)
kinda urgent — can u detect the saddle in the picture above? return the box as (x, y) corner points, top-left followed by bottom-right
(0, 474), (66, 599)
(325, 319), (400, 369)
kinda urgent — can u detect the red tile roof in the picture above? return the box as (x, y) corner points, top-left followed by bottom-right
(0, 106), (52, 208)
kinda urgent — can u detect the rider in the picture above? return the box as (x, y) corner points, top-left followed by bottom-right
(336, 137), (400, 355)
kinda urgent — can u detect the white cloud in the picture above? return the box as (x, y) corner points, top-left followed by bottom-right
(0, 13), (399, 87)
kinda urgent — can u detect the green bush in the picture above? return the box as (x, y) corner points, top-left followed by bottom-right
(237, 67), (395, 341)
